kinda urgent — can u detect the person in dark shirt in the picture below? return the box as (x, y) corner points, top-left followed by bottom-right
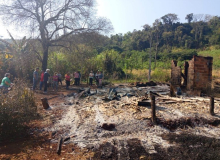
(33, 67), (39, 90)
(43, 69), (50, 93)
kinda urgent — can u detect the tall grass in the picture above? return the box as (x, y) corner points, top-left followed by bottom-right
(113, 69), (171, 83)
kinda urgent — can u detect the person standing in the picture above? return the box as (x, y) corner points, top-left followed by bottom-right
(39, 70), (44, 90)
(65, 73), (71, 89)
(95, 71), (99, 86)
(57, 72), (62, 85)
(74, 71), (79, 85)
(89, 71), (94, 86)
(53, 72), (58, 91)
(33, 67), (39, 90)
(43, 69), (50, 93)
(0, 73), (12, 94)
(98, 71), (103, 88)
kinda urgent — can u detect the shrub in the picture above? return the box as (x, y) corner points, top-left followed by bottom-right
(0, 79), (37, 140)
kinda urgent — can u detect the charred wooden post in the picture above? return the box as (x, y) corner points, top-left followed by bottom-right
(56, 137), (63, 155)
(210, 97), (215, 115)
(169, 85), (175, 97)
(41, 98), (50, 109)
(183, 61), (189, 86)
(151, 95), (156, 124)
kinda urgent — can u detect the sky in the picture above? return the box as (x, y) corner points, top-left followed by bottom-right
(0, 0), (220, 38)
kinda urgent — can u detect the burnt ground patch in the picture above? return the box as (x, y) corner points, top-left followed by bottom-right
(148, 117), (220, 131)
(93, 139), (153, 160)
(93, 142), (118, 160)
(92, 133), (220, 160)
(158, 133), (220, 160)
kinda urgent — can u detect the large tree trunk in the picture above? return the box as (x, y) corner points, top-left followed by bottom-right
(42, 45), (49, 71)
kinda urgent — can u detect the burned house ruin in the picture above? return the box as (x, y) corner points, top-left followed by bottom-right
(171, 55), (213, 92)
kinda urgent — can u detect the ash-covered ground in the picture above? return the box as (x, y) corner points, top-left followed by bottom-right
(45, 84), (220, 159)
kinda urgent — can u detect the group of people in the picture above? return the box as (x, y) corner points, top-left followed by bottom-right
(64, 70), (103, 89)
(64, 72), (81, 90)
(33, 68), (52, 93)
(33, 68), (63, 93)
(0, 68), (104, 94)
(89, 70), (103, 87)
(33, 68), (104, 93)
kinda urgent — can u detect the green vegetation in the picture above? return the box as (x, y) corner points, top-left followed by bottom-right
(198, 48), (220, 69)
(0, 13), (220, 82)
(0, 80), (38, 141)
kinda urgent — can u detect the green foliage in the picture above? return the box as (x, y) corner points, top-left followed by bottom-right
(0, 80), (38, 140)
(0, 34), (39, 79)
(2, 13), (220, 83)
(151, 68), (170, 82)
(199, 49), (220, 69)
(48, 51), (72, 74)
(161, 49), (198, 61)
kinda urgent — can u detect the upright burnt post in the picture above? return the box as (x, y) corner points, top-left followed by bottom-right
(41, 98), (50, 109)
(183, 61), (189, 86)
(210, 97), (214, 115)
(151, 95), (156, 124)
(169, 85), (175, 97)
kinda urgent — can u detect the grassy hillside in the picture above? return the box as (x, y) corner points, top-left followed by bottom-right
(198, 48), (220, 69)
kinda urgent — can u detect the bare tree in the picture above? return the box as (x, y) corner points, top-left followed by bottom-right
(0, 0), (113, 71)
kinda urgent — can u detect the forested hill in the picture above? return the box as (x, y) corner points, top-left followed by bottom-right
(91, 13), (220, 72)
(106, 13), (220, 53)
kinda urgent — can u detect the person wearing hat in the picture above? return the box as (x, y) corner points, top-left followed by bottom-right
(89, 71), (94, 86)
(43, 69), (50, 93)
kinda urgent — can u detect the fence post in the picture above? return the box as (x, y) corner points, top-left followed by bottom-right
(210, 97), (214, 115)
(151, 95), (156, 124)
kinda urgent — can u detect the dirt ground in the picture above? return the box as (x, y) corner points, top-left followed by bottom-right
(1, 82), (220, 160)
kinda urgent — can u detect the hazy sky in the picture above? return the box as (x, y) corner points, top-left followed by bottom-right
(0, 0), (220, 38)
(97, 0), (220, 34)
